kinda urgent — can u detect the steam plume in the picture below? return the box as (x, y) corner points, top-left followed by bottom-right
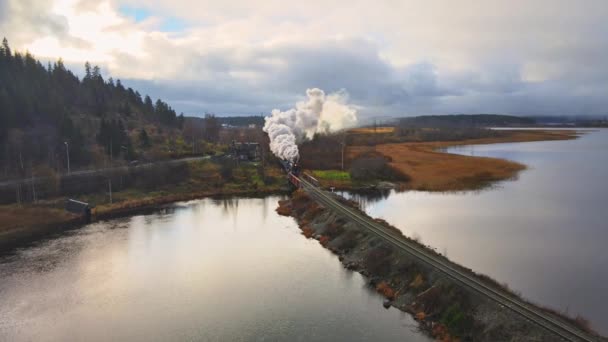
(263, 88), (357, 161)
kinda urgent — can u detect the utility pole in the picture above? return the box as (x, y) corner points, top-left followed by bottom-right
(373, 119), (377, 151)
(341, 142), (345, 171)
(31, 177), (37, 203)
(4, 144), (8, 177)
(64, 141), (70, 175)
(19, 151), (24, 174)
(16, 183), (21, 206)
(341, 146), (344, 171)
(121, 145), (128, 160)
(108, 178), (112, 204)
(341, 132), (347, 171)
(30, 162), (37, 203)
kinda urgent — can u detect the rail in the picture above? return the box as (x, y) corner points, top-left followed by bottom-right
(295, 175), (598, 342)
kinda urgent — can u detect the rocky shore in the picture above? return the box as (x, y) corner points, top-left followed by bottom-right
(277, 190), (598, 341)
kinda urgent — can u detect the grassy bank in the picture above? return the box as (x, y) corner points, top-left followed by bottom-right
(0, 129), (580, 249)
(0, 160), (287, 251)
(318, 129), (580, 191)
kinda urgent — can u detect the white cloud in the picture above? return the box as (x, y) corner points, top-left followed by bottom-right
(1, 0), (608, 116)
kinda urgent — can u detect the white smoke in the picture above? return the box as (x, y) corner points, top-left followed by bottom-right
(263, 88), (358, 161)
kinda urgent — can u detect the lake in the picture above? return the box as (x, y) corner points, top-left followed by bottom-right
(345, 128), (608, 334)
(0, 197), (429, 341)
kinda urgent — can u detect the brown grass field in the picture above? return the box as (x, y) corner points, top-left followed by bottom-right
(347, 130), (579, 191)
(0, 205), (76, 235)
(349, 126), (396, 134)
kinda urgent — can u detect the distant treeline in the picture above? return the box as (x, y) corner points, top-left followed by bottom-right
(530, 115), (608, 127)
(398, 114), (536, 128)
(217, 115), (265, 127)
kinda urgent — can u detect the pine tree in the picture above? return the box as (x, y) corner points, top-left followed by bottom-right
(2, 38), (11, 57)
(122, 102), (131, 116)
(178, 113), (185, 129)
(84, 61), (92, 80)
(0, 38), (182, 173)
(139, 128), (151, 148)
(144, 95), (154, 115)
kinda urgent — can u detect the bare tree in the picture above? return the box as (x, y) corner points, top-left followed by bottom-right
(182, 120), (199, 153)
(203, 114), (221, 143)
(7, 129), (25, 176)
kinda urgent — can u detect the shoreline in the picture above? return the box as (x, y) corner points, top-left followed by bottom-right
(0, 187), (288, 253)
(328, 129), (581, 192)
(0, 129), (581, 252)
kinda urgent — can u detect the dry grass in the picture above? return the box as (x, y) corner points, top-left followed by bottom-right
(410, 274), (425, 289)
(276, 201), (293, 216)
(319, 235), (330, 246)
(301, 226), (314, 238)
(376, 281), (396, 299)
(349, 126), (396, 134)
(347, 130), (578, 191)
(0, 205), (75, 234)
(432, 323), (460, 342)
(421, 129), (579, 146)
(1, 163), (287, 243)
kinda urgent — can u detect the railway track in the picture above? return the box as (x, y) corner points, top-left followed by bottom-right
(297, 176), (598, 342)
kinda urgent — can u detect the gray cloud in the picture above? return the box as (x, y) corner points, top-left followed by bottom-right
(0, 0), (7, 22)
(122, 36), (608, 117)
(0, 0), (91, 49)
(3, 0), (608, 118)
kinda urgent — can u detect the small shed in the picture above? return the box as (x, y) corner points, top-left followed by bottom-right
(65, 199), (93, 222)
(230, 141), (260, 161)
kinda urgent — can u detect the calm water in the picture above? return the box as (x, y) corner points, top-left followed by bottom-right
(0, 197), (429, 341)
(346, 128), (608, 334)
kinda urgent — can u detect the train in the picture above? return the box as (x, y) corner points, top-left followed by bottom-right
(281, 159), (302, 188)
(288, 172), (301, 188)
(280, 159), (301, 176)
(280, 159), (319, 188)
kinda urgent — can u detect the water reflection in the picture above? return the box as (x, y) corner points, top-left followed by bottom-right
(0, 197), (429, 342)
(347, 129), (608, 334)
(339, 189), (392, 211)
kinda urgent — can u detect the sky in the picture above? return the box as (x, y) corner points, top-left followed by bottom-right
(1, 0), (607, 118)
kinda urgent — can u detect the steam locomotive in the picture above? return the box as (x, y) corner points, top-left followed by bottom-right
(281, 159), (319, 188)
(281, 159), (302, 188)
(280, 159), (301, 176)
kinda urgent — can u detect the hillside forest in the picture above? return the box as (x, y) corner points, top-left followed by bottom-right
(0, 38), (258, 180)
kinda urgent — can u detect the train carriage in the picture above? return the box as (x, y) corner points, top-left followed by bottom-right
(288, 172), (300, 188)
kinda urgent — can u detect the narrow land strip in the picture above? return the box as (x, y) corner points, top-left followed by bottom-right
(279, 181), (603, 341)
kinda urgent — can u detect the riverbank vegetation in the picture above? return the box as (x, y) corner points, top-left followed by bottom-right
(301, 128), (579, 191)
(0, 159), (286, 249)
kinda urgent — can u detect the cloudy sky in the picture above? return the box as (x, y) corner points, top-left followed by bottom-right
(1, 0), (607, 118)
